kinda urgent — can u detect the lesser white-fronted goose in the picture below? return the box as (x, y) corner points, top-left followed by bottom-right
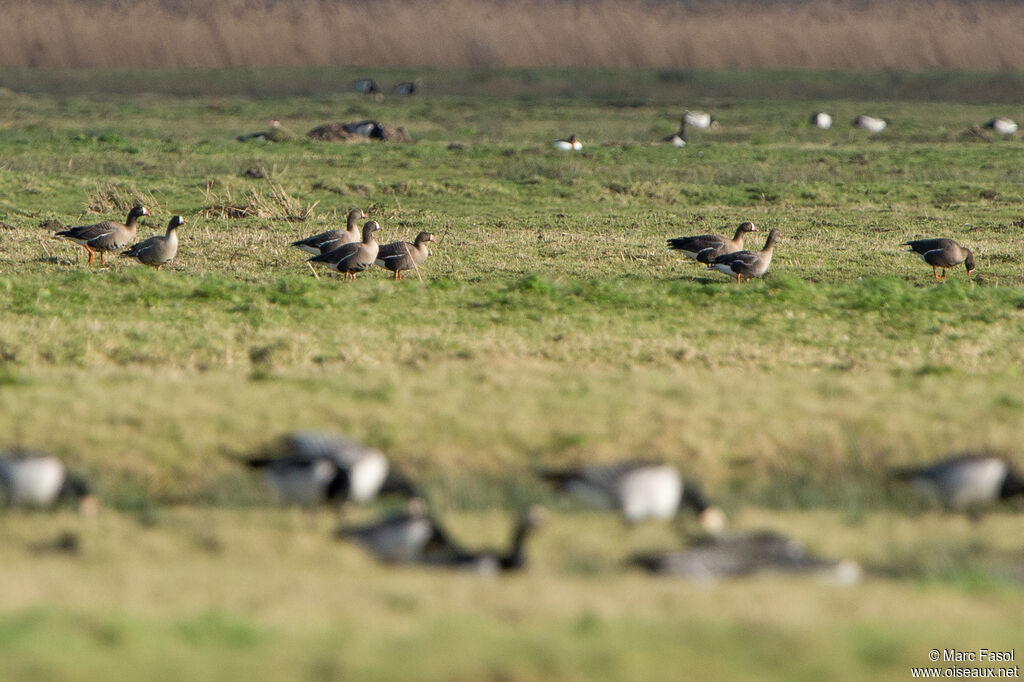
(853, 115), (887, 132)
(902, 238), (975, 280)
(0, 450), (98, 515)
(893, 455), (1023, 513)
(662, 118), (687, 146)
(375, 231), (435, 280)
(667, 222), (758, 264)
(336, 498), (451, 563)
(291, 208), (366, 255)
(810, 112), (833, 129)
(540, 460), (726, 531)
(708, 229), (780, 283)
(983, 117), (1018, 136)
(421, 506), (547, 574)
(309, 220), (381, 280)
(55, 205), (149, 266)
(554, 134), (582, 151)
(121, 215), (182, 269)
(684, 110), (714, 129)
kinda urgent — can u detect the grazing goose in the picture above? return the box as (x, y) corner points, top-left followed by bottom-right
(309, 221), (381, 280)
(983, 117), (1018, 136)
(893, 455), (1023, 513)
(244, 431), (417, 506)
(667, 222), (758, 265)
(662, 118), (687, 147)
(0, 451), (98, 515)
(422, 506), (547, 574)
(629, 530), (861, 583)
(853, 115), (887, 133)
(902, 238), (975, 280)
(236, 120), (289, 143)
(375, 231), (435, 280)
(708, 229), (780, 283)
(810, 112), (833, 129)
(683, 110), (714, 129)
(553, 134), (582, 151)
(336, 498), (451, 563)
(120, 215), (182, 269)
(54, 205), (148, 266)
(540, 461), (725, 531)
(291, 208), (366, 256)
(352, 78), (379, 94)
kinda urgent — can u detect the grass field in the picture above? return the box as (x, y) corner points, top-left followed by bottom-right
(1, 70), (1023, 680)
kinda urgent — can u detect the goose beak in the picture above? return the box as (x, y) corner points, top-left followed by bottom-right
(698, 507), (726, 534)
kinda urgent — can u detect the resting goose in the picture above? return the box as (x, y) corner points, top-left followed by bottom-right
(336, 498), (450, 563)
(422, 506), (546, 574)
(375, 231), (434, 280)
(393, 80), (420, 96)
(810, 112), (833, 129)
(352, 78), (379, 94)
(893, 455), (1023, 513)
(683, 110), (714, 129)
(853, 115), (887, 133)
(0, 451), (98, 515)
(662, 118), (687, 146)
(708, 229), (780, 283)
(667, 222), (758, 265)
(55, 205), (148, 266)
(982, 117), (1018, 136)
(554, 134), (582, 151)
(342, 120), (384, 139)
(902, 238), (975, 280)
(309, 221), (381, 280)
(291, 208), (366, 255)
(540, 460), (725, 531)
(121, 215), (182, 269)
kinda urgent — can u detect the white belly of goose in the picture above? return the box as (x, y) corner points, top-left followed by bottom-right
(265, 459), (338, 506)
(916, 458), (1008, 510)
(348, 452), (389, 503)
(684, 112), (712, 128)
(855, 116), (886, 133)
(0, 456), (66, 506)
(617, 465), (682, 522)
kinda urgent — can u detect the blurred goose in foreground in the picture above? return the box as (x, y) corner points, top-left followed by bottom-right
(683, 110), (714, 129)
(853, 115), (887, 132)
(393, 80), (420, 96)
(810, 112), (833, 129)
(662, 118), (687, 146)
(554, 134), (582, 151)
(540, 461), (725, 531)
(54, 205), (148, 266)
(902, 238), (975, 280)
(0, 451), (98, 515)
(291, 208), (366, 255)
(244, 431), (416, 506)
(421, 506), (547, 574)
(982, 117), (1018, 136)
(352, 78), (379, 94)
(667, 222), (758, 265)
(375, 231), (435, 280)
(336, 498), (451, 563)
(628, 531), (860, 584)
(121, 215), (182, 269)
(236, 120), (290, 142)
(309, 220), (381, 280)
(893, 455), (1024, 513)
(708, 229), (780, 283)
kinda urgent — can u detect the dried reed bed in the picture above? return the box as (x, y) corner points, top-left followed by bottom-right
(4, 0), (1024, 70)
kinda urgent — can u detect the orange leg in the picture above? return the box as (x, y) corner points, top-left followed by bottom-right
(735, 273), (742, 284)
(84, 246), (95, 266)
(99, 251), (107, 266)
(394, 270), (402, 281)
(932, 266), (940, 279)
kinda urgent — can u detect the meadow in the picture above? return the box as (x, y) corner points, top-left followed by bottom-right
(0, 68), (1023, 679)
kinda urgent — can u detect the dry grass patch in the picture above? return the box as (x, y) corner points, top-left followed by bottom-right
(200, 181), (317, 221)
(85, 183), (162, 216)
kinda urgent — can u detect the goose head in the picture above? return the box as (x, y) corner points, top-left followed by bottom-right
(362, 220), (381, 241)
(964, 249), (976, 274)
(414, 232), (436, 247)
(167, 215), (185, 231)
(127, 205), (150, 223)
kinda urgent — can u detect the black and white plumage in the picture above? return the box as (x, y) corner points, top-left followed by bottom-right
(0, 451), (97, 514)
(853, 115), (887, 133)
(902, 238), (975, 280)
(309, 221), (381, 280)
(708, 228), (780, 283)
(667, 222), (758, 265)
(982, 117), (1018, 136)
(893, 455), (1024, 513)
(540, 460), (725, 530)
(291, 208), (366, 256)
(421, 506), (547, 574)
(375, 231), (434, 280)
(336, 498), (451, 563)
(553, 134), (582, 151)
(54, 205), (149, 266)
(683, 110), (714, 129)
(342, 120), (384, 139)
(661, 118), (687, 147)
(121, 215), (182, 269)
(810, 112), (833, 129)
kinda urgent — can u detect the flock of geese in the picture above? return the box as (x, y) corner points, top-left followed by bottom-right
(2, 435), (1022, 579)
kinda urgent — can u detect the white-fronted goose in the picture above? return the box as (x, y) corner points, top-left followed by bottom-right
(375, 231), (435, 280)
(421, 507), (546, 574)
(667, 222), (758, 264)
(540, 460), (725, 531)
(902, 238), (975, 280)
(684, 110), (714, 129)
(309, 220), (381, 280)
(853, 115), (887, 132)
(121, 215), (182, 269)
(0, 450), (98, 514)
(893, 455), (1023, 513)
(336, 498), (452, 563)
(291, 208), (366, 255)
(983, 117), (1018, 136)
(810, 112), (833, 129)
(662, 118), (687, 146)
(708, 229), (780, 283)
(55, 205), (149, 266)
(554, 134), (582, 151)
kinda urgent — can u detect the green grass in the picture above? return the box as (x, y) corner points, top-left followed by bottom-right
(1, 69), (1024, 680)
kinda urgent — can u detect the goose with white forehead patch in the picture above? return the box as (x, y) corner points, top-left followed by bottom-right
(708, 229), (780, 283)
(121, 215), (183, 270)
(309, 220), (381, 280)
(667, 222), (758, 265)
(54, 205), (149, 266)
(292, 208), (366, 256)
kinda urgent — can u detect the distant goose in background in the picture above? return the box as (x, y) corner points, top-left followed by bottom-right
(421, 506), (547, 574)
(684, 110), (714, 129)
(352, 78), (379, 94)
(853, 115), (887, 133)
(628, 530), (861, 583)
(708, 228), (780, 283)
(309, 220), (381, 280)
(342, 120), (384, 139)
(982, 117), (1018, 136)
(375, 231), (435, 280)
(236, 120), (290, 143)
(810, 112), (833, 129)
(291, 208), (367, 256)
(0, 451), (98, 515)
(662, 118), (687, 146)
(336, 498), (451, 563)
(120, 215), (182, 270)
(554, 134), (582, 151)
(901, 238), (975, 280)
(667, 222), (758, 265)
(393, 80), (421, 96)
(893, 455), (1023, 513)
(54, 205), (149, 266)
(540, 460), (726, 531)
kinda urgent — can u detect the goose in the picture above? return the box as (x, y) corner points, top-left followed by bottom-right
(336, 498), (452, 563)
(892, 455), (1023, 513)
(683, 110), (714, 129)
(662, 118), (687, 146)
(309, 221), (381, 280)
(540, 460), (725, 531)
(352, 78), (379, 94)
(708, 229), (780, 283)
(667, 222), (758, 265)
(120, 215), (182, 270)
(421, 506), (547, 574)
(342, 120), (384, 139)
(393, 80), (420, 96)
(553, 134), (582, 151)
(902, 238), (975, 280)
(291, 208), (366, 256)
(0, 451), (98, 515)
(375, 231), (435, 280)
(853, 115), (887, 133)
(982, 117), (1018, 136)
(236, 120), (289, 143)
(628, 530), (861, 583)
(54, 205), (148, 266)
(810, 112), (833, 129)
